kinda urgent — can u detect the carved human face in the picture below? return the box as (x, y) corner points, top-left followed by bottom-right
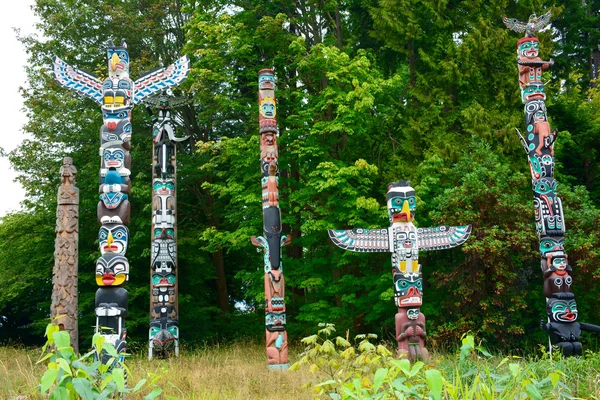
(98, 223), (128, 255)
(260, 97), (276, 119)
(393, 271), (422, 307)
(265, 312), (286, 331)
(387, 184), (416, 223)
(96, 253), (129, 286)
(547, 294), (578, 323)
(103, 147), (126, 169)
(407, 308), (420, 320)
(518, 40), (539, 58)
(258, 71), (276, 90)
(153, 179), (175, 196)
(522, 83), (546, 102)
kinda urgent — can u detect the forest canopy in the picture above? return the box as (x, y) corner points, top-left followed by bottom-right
(1, 0), (600, 352)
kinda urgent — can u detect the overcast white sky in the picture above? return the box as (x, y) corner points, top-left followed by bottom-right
(0, 0), (36, 217)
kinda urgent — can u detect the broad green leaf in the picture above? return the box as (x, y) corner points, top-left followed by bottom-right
(40, 368), (58, 393)
(56, 358), (72, 375)
(132, 378), (148, 392)
(53, 331), (71, 350)
(112, 368), (125, 391)
(525, 383), (543, 400)
(425, 369), (443, 400)
(509, 363), (520, 377)
(145, 387), (164, 400)
(373, 368), (388, 393)
(73, 377), (98, 399)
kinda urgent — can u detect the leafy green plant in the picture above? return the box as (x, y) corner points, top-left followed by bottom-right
(292, 323), (444, 399)
(38, 323), (164, 399)
(295, 324), (576, 399)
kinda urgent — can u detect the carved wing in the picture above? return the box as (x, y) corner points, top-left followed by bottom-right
(52, 57), (103, 104)
(533, 10), (552, 32)
(417, 225), (472, 251)
(328, 228), (390, 252)
(502, 17), (527, 33)
(133, 55), (191, 104)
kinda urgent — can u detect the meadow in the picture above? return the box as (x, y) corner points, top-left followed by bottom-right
(3, 328), (600, 400)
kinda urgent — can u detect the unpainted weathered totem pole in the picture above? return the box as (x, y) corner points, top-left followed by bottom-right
(329, 181), (471, 361)
(52, 40), (189, 363)
(51, 157), (80, 353)
(251, 69), (292, 370)
(144, 93), (191, 359)
(504, 11), (600, 356)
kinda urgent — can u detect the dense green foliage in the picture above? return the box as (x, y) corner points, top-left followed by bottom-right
(1, 0), (599, 354)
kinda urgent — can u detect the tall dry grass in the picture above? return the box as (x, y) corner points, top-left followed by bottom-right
(0, 343), (314, 399)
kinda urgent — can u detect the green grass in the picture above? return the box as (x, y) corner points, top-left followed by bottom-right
(2, 340), (600, 399)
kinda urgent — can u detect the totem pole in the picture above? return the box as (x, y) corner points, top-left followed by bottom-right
(52, 40), (190, 363)
(51, 157), (79, 353)
(251, 69), (292, 370)
(504, 11), (600, 356)
(329, 181), (471, 361)
(144, 93), (191, 359)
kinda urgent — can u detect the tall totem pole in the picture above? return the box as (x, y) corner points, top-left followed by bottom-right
(251, 69), (292, 370)
(51, 157), (80, 353)
(328, 182), (471, 361)
(504, 12), (600, 356)
(145, 93), (191, 359)
(52, 40), (190, 361)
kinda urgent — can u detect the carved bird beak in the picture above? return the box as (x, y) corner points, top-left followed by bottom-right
(401, 200), (412, 221)
(111, 53), (120, 72)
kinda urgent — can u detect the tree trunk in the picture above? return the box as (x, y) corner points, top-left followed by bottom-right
(212, 248), (230, 313)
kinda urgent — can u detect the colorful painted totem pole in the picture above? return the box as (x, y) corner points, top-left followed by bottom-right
(52, 40), (190, 363)
(329, 181), (471, 361)
(144, 93), (191, 359)
(51, 157), (80, 353)
(504, 12), (600, 356)
(251, 69), (292, 370)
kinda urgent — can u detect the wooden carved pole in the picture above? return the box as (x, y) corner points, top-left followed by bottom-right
(145, 93), (191, 359)
(329, 182), (471, 361)
(52, 40), (189, 364)
(251, 69), (291, 370)
(51, 157), (79, 353)
(504, 11), (600, 355)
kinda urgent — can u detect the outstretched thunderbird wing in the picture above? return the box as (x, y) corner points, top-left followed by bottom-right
(52, 57), (103, 104)
(532, 10), (552, 32)
(328, 228), (390, 252)
(133, 55), (190, 104)
(417, 225), (472, 251)
(502, 17), (527, 33)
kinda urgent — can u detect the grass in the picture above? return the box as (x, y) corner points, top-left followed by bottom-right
(0, 342), (314, 399)
(2, 339), (600, 399)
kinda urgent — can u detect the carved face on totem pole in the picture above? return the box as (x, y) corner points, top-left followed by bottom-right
(265, 312), (286, 332)
(547, 293), (578, 323)
(153, 179), (175, 196)
(517, 37), (539, 58)
(96, 253), (129, 286)
(98, 223), (129, 255)
(393, 271), (423, 307)
(106, 40), (130, 79)
(260, 97), (276, 119)
(387, 181), (416, 223)
(102, 145), (131, 171)
(522, 83), (546, 103)
(258, 70), (276, 90)
(539, 237), (571, 277)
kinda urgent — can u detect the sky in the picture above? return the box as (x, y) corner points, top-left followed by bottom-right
(0, 0), (37, 217)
